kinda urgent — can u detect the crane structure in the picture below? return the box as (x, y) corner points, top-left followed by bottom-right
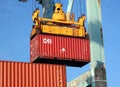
(31, 3), (87, 38)
(19, 0), (107, 87)
(67, 0), (107, 87)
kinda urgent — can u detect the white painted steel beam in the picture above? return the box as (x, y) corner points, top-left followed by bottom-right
(67, 71), (91, 87)
(67, 0), (74, 13)
(66, 0), (74, 20)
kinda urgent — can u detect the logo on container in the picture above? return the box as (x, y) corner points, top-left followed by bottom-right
(43, 38), (52, 44)
(60, 48), (66, 52)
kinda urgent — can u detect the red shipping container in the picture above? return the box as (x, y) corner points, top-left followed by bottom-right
(30, 34), (90, 67)
(0, 61), (66, 87)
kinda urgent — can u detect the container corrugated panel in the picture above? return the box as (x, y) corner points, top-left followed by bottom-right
(0, 61), (66, 87)
(30, 34), (90, 67)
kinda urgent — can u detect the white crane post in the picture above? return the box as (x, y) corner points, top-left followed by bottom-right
(66, 0), (74, 20)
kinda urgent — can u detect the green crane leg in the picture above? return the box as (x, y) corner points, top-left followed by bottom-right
(86, 0), (107, 87)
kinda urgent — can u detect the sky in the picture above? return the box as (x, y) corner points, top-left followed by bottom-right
(0, 0), (120, 87)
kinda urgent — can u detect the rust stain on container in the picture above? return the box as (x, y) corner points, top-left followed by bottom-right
(30, 34), (90, 67)
(0, 61), (66, 87)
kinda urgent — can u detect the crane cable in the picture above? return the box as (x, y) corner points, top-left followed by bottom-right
(75, 0), (79, 21)
(76, 0), (79, 18)
(57, 0), (60, 3)
(79, 0), (82, 15)
(32, 0), (37, 11)
(83, 0), (85, 14)
(79, 0), (85, 15)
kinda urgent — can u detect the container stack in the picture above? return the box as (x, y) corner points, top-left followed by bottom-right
(30, 2), (90, 68)
(29, 24), (90, 86)
(0, 61), (66, 87)
(0, 24), (90, 87)
(0, 32), (90, 87)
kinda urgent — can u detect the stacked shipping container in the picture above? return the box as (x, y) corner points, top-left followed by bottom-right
(0, 26), (90, 86)
(0, 61), (66, 87)
(30, 34), (90, 67)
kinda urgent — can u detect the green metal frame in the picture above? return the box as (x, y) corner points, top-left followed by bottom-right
(67, 0), (107, 87)
(86, 0), (107, 86)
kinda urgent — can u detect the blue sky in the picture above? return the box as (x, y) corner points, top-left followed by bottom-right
(0, 0), (119, 87)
